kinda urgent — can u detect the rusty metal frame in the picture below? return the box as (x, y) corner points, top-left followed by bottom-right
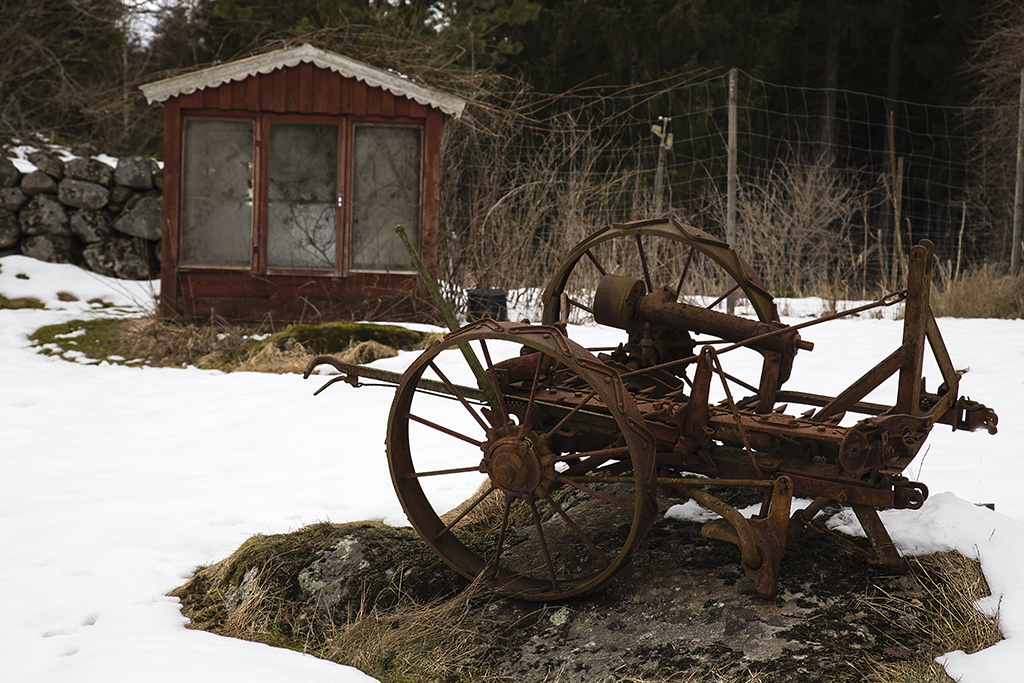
(306, 220), (998, 601)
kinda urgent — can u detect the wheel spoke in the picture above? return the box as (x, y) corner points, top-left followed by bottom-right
(555, 474), (634, 512)
(523, 352), (546, 426)
(407, 412), (483, 447)
(635, 234), (653, 293)
(433, 483), (497, 540)
(398, 464), (484, 479)
(567, 296), (594, 315)
(707, 282), (741, 310)
(485, 494), (514, 581)
(529, 500), (560, 592)
(428, 360), (490, 432)
(478, 339), (510, 423)
(544, 389), (598, 440)
(584, 249), (607, 276)
(540, 493), (610, 567)
(552, 445), (630, 463)
(675, 246), (696, 298)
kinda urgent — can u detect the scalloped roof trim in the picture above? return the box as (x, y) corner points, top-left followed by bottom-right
(140, 44), (465, 118)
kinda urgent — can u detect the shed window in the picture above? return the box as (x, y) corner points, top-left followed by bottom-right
(350, 125), (421, 272)
(178, 116), (424, 276)
(180, 118), (253, 268)
(267, 122), (338, 270)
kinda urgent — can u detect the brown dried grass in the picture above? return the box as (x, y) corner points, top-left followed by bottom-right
(323, 580), (492, 683)
(115, 316), (257, 367)
(336, 339), (399, 364)
(864, 550), (1002, 683)
(932, 263), (1024, 319)
(234, 340), (314, 374)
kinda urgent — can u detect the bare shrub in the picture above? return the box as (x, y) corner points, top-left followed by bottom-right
(717, 157), (868, 301)
(932, 262), (1024, 318)
(440, 101), (642, 313)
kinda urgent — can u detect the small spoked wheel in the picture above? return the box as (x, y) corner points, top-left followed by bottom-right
(387, 321), (657, 600)
(541, 218), (779, 329)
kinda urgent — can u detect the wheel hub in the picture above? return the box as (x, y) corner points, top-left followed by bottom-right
(484, 426), (549, 498)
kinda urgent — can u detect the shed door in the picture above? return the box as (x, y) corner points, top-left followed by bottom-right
(350, 125), (422, 273)
(180, 118), (254, 268)
(267, 122), (340, 271)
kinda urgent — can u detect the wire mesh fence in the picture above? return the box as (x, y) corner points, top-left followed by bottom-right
(439, 70), (1019, 309)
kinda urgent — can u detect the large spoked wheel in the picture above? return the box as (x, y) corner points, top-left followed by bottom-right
(541, 218), (779, 330)
(387, 320), (657, 600)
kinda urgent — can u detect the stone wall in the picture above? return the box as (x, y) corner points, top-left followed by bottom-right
(0, 152), (162, 280)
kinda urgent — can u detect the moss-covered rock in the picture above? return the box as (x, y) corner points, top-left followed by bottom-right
(171, 521), (467, 645)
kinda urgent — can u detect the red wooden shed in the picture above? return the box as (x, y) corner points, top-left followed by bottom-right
(141, 44), (465, 321)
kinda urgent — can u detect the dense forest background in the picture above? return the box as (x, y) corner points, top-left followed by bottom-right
(4, 0), (1019, 157)
(4, 0), (1024, 291)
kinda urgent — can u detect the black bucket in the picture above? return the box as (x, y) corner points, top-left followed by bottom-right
(466, 288), (508, 322)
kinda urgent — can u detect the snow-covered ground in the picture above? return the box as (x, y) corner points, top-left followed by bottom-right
(0, 254), (1021, 682)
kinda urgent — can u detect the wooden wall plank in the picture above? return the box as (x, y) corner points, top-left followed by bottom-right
(299, 62), (314, 113)
(340, 77), (351, 113)
(246, 76), (260, 111)
(272, 69), (287, 111)
(260, 72), (274, 110)
(408, 100), (428, 118)
(285, 66), (301, 112)
(351, 80), (367, 116)
(394, 97), (410, 117)
(178, 91), (203, 109)
(366, 86), (383, 115)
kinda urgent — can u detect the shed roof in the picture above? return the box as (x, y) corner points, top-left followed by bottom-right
(140, 43), (466, 118)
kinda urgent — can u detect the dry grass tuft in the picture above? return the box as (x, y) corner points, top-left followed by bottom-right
(916, 551), (1002, 654)
(336, 339), (398, 365)
(234, 340), (314, 374)
(219, 569), (289, 643)
(863, 550), (1002, 683)
(868, 660), (952, 683)
(323, 581), (491, 683)
(440, 479), (513, 532)
(116, 316), (258, 367)
(932, 263), (1024, 319)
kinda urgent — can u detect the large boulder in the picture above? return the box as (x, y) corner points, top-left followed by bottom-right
(65, 157), (114, 187)
(82, 236), (156, 279)
(27, 150), (64, 179)
(0, 208), (20, 249)
(0, 187), (28, 212)
(0, 157), (22, 188)
(113, 195), (162, 240)
(114, 157), (156, 190)
(21, 170), (58, 196)
(21, 234), (80, 264)
(70, 209), (113, 243)
(20, 194), (70, 236)
(58, 178), (110, 210)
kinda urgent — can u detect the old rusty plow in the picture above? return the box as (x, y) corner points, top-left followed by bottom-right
(305, 219), (997, 601)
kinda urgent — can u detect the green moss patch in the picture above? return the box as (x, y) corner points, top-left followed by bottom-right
(30, 318), (137, 365)
(28, 317), (435, 372)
